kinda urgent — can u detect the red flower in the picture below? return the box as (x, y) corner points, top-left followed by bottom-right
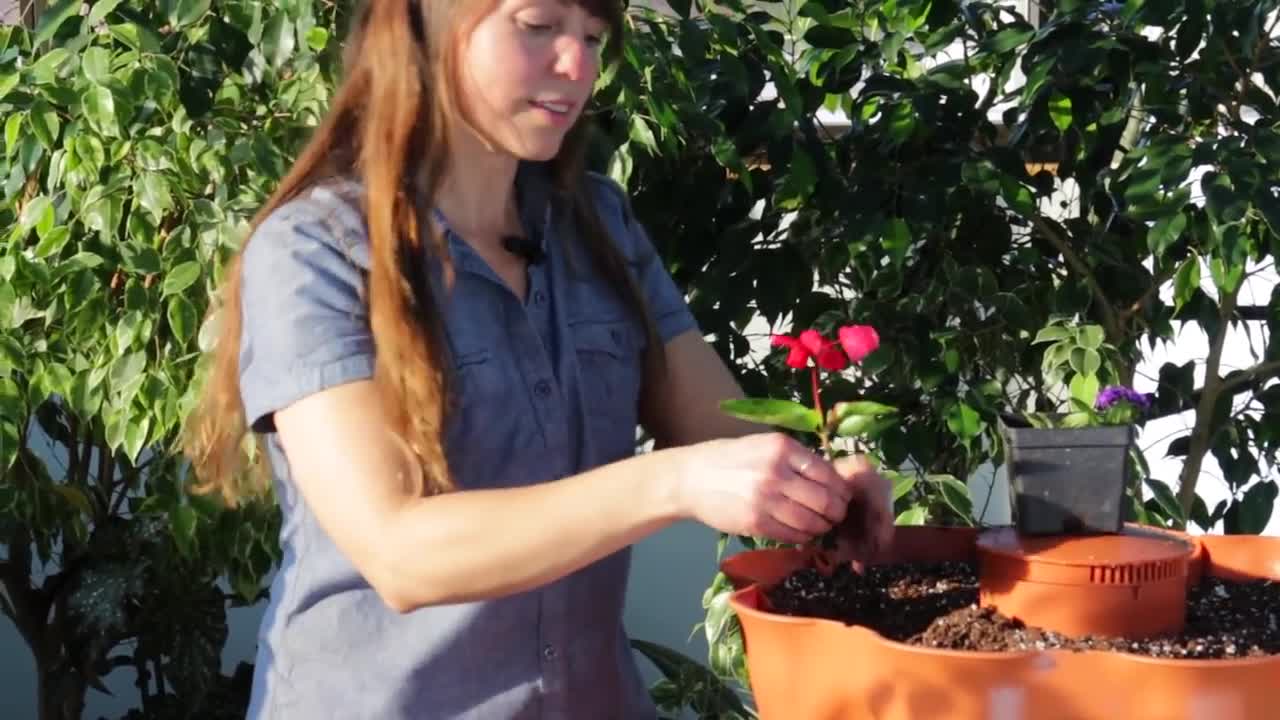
(771, 333), (812, 369)
(772, 330), (849, 371)
(838, 325), (880, 364)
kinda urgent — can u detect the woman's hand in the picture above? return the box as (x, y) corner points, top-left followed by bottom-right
(829, 454), (894, 566)
(667, 433), (860, 545)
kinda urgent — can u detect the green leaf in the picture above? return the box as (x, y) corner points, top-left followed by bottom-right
(4, 113), (21, 155)
(163, 261), (202, 296)
(891, 472), (916, 502)
(608, 141), (633, 187)
(944, 402), (984, 441)
(1077, 325), (1104, 350)
(33, 0), (81, 46)
(831, 400), (899, 419)
(776, 143), (816, 209)
(19, 196), (53, 234)
(305, 26), (329, 52)
(1060, 411), (1094, 428)
(138, 173), (174, 222)
(0, 418), (17, 472)
(896, 506), (928, 525)
(29, 100), (60, 148)
(1032, 326), (1071, 344)
(262, 12), (296, 70)
(169, 0), (212, 29)
(34, 227), (71, 259)
(1173, 255), (1200, 311)
(167, 296), (197, 345)
(987, 28), (1034, 53)
(82, 46), (113, 85)
(171, 504), (198, 556)
(51, 484), (94, 517)
(887, 102), (917, 144)
(930, 474), (973, 524)
(82, 86), (119, 137)
(0, 376), (23, 422)
(999, 174), (1036, 217)
(29, 48), (72, 84)
(1147, 212), (1186, 256)
(110, 351), (147, 392)
(1069, 347), (1101, 377)
(0, 71), (16, 102)
(124, 415), (150, 463)
(719, 398), (821, 434)
(628, 115), (658, 154)
(1210, 256), (1244, 295)
(87, 0), (126, 26)
(1225, 481), (1278, 535)
(1144, 477), (1186, 526)
(835, 414), (898, 438)
(1069, 372), (1100, 406)
(115, 311), (144, 353)
(1048, 91), (1072, 132)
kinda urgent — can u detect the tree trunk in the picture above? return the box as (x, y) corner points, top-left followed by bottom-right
(37, 658), (87, 720)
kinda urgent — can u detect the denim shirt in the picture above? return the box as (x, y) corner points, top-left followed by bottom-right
(236, 162), (698, 719)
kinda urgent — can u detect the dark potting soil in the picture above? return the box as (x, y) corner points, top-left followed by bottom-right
(765, 562), (1280, 659)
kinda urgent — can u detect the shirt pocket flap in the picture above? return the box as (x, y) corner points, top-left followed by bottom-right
(570, 320), (633, 360)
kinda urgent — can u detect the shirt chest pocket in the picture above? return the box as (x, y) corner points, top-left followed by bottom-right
(570, 318), (643, 463)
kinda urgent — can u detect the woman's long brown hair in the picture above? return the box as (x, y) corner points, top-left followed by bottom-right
(184, 0), (662, 506)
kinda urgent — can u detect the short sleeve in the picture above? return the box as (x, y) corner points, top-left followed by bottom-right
(588, 173), (700, 344)
(237, 194), (375, 434)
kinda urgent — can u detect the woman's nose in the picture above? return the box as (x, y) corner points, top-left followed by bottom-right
(553, 35), (596, 83)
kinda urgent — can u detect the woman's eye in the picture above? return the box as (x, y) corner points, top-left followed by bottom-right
(585, 33), (603, 48)
(519, 20), (556, 34)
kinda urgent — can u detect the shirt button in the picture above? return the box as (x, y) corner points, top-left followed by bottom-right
(534, 379), (552, 398)
(542, 644), (557, 660)
(533, 290), (547, 304)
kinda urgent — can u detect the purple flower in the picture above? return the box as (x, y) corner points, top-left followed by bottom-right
(1095, 386), (1153, 412)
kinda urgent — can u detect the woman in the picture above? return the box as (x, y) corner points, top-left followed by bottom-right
(185, 0), (891, 716)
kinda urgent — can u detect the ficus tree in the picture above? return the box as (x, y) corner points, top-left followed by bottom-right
(1, 1), (345, 716)
(5, 1), (1279, 719)
(593, 0), (1280, 713)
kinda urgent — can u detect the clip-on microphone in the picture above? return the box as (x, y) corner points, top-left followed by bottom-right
(501, 235), (545, 265)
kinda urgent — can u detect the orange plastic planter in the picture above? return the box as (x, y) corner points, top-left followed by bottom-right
(976, 525), (1195, 638)
(724, 526), (1280, 720)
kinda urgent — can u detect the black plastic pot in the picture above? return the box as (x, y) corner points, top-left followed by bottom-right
(1000, 416), (1134, 535)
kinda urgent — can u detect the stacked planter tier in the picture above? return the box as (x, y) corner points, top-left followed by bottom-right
(722, 526), (1279, 720)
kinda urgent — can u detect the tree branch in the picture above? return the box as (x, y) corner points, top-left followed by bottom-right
(0, 563), (17, 622)
(1177, 288), (1241, 515)
(1219, 359), (1280, 397)
(1123, 262), (1180, 321)
(1151, 356), (1280, 422)
(1031, 215), (1124, 343)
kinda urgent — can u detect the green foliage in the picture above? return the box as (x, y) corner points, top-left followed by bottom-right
(590, 0), (1280, 711)
(6, 0), (1280, 718)
(1, 1), (347, 716)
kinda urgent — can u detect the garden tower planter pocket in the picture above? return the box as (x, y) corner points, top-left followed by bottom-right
(975, 526), (1194, 638)
(1001, 418), (1134, 535)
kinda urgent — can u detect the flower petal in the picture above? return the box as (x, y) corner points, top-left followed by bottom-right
(838, 325), (880, 364)
(817, 344), (849, 371)
(798, 329), (827, 357)
(785, 344), (812, 369)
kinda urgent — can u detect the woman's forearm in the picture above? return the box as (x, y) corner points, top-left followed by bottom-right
(376, 447), (687, 611)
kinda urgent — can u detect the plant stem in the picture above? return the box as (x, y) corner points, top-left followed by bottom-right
(1176, 286), (1239, 517)
(810, 367), (831, 456)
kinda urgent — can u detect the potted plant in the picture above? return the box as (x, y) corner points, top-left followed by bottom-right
(999, 384), (1154, 535)
(719, 323), (899, 559)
